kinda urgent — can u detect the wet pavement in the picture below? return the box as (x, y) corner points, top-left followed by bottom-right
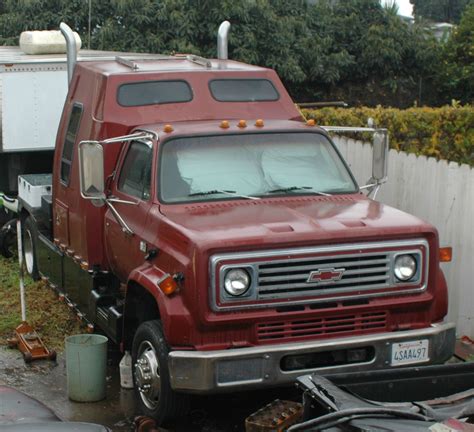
(0, 345), (136, 430)
(0, 344), (299, 431)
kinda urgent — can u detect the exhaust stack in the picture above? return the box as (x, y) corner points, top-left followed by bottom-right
(217, 21), (231, 60)
(59, 22), (78, 85)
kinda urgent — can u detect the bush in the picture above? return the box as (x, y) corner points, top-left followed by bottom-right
(302, 104), (474, 165)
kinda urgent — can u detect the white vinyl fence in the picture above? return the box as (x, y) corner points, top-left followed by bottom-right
(333, 136), (474, 338)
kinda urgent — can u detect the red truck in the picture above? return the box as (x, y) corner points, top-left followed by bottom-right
(17, 22), (455, 424)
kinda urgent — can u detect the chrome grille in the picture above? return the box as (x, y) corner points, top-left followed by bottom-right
(210, 240), (428, 311)
(257, 253), (391, 299)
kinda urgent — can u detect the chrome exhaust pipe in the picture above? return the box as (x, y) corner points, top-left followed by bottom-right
(217, 21), (231, 60)
(59, 22), (77, 85)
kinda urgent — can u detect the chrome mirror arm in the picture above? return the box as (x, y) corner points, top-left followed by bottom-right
(107, 197), (138, 205)
(105, 200), (134, 236)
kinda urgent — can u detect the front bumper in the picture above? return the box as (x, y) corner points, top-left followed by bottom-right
(168, 322), (456, 393)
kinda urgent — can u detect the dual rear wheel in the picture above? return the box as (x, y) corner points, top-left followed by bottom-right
(0, 216), (39, 281)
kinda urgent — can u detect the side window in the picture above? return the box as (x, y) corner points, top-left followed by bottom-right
(61, 103), (83, 184)
(118, 141), (152, 200)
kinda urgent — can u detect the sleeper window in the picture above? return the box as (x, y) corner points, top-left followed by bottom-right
(60, 103), (83, 184)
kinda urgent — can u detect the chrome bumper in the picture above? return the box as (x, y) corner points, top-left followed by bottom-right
(168, 322), (456, 393)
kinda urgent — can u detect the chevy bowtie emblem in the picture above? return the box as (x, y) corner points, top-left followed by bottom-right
(307, 268), (345, 284)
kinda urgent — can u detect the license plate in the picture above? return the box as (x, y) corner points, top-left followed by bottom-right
(391, 339), (429, 366)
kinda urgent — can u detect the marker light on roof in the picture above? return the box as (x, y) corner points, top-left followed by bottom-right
(163, 124), (174, 133)
(255, 119), (264, 127)
(237, 120), (247, 128)
(220, 120), (230, 129)
(306, 119), (316, 126)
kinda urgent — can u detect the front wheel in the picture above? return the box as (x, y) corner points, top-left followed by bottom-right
(132, 320), (189, 425)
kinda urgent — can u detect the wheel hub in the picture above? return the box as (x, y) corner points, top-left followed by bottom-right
(134, 341), (161, 409)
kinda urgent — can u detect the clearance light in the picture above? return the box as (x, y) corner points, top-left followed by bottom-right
(220, 120), (230, 129)
(255, 119), (264, 127)
(439, 247), (453, 262)
(237, 120), (247, 128)
(163, 124), (174, 133)
(80, 261), (88, 271)
(306, 119), (316, 126)
(158, 274), (178, 296)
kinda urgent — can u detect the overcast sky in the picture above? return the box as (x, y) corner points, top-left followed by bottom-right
(382, 0), (414, 17)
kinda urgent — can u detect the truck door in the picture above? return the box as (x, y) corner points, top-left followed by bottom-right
(104, 139), (154, 282)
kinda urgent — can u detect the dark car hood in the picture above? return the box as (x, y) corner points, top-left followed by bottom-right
(159, 194), (434, 250)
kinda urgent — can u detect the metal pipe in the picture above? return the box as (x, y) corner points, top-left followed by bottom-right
(59, 22), (77, 84)
(217, 21), (231, 60)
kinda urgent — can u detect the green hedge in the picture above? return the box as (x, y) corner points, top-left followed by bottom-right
(302, 105), (474, 166)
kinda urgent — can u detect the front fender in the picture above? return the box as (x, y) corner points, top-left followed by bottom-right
(127, 263), (194, 347)
(431, 266), (449, 322)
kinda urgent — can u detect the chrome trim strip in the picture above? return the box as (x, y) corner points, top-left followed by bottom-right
(168, 322), (455, 393)
(259, 258), (390, 274)
(209, 240), (429, 311)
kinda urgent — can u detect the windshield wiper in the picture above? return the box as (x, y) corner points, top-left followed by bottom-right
(188, 189), (260, 200)
(267, 186), (332, 196)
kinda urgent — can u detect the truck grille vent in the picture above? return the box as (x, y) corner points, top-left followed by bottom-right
(257, 253), (390, 299)
(257, 311), (388, 343)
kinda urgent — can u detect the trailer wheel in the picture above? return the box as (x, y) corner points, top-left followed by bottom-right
(132, 320), (189, 425)
(0, 219), (17, 258)
(23, 216), (40, 280)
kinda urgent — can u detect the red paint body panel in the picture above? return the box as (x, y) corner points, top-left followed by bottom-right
(51, 57), (449, 352)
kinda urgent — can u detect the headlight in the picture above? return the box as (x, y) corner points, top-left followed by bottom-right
(224, 268), (251, 296)
(394, 254), (417, 281)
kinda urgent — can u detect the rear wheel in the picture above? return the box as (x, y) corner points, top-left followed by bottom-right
(23, 216), (39, 280)
(132, 320), (189, 425)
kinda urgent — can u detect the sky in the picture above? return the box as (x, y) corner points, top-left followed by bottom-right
(382, 0), (414, 17)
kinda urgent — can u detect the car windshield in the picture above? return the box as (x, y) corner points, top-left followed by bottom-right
(159, 132), (358, 203)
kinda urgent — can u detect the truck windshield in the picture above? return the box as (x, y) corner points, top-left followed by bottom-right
(159, 132), (358, 203)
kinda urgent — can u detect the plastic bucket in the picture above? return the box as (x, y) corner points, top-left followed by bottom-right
(65, 334), (108, 402)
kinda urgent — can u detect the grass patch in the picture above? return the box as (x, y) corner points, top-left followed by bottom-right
(0, 255), (82, 351)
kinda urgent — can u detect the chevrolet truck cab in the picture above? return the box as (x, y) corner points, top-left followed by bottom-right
(18, 23), (455, 424)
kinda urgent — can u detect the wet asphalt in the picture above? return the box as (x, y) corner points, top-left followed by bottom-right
(0, 345), (300, 431)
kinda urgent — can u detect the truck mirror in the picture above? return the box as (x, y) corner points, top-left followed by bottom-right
(78, 141), (106, 204)
(372, 130), (389, 183)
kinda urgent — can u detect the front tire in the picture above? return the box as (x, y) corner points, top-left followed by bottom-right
(132, 320), (189, 425)
(23, 216), (39, 280)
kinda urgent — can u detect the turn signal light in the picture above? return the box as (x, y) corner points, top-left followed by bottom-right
(220, 120), (230, 129)
(439, 247), (452, 262)
(158, 275), (178, 296)
(255, 119), (264, 127)
(306, 119), (316, 126)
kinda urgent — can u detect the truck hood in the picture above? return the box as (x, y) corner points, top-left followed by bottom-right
(159, 194), (435, 251)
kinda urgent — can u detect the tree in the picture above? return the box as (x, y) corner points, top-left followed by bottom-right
(437, 2), (474, 103)
(0, 0), (447, 106)
(410, 0), (472, 24)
